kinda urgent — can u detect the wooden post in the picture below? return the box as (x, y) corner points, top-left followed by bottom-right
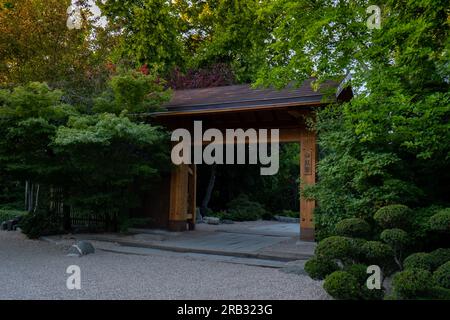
(300, 129), (317, 241)
(168, 164), (189, 231)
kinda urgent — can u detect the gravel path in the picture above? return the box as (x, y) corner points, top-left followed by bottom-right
(0, 231), (328, 300)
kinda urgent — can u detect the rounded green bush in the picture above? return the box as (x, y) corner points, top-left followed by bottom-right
(380, 228), (409, 249)
(344, 264), (368, 284)
(403, 252), (433, 271)
(374, 204), (412, 229)
(428, 209), (450, 232)
(433, 261), (450, 289)
(315, 236), (355, 261)
(392, 268), (433, 299)
(304, 256), (340, 280)
(429, 248), (450, 270)
(323, 271), (360, 300)
(362, 241), (395, 267)
(335, 218), (371, 238)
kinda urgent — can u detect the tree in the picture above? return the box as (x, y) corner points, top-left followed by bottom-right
(93, 69), (171, 114)
(97, 0), (185, 74)
(53, 113), (170, 228)
(0, 0), (117, 106)
(255, 1), (449, 237)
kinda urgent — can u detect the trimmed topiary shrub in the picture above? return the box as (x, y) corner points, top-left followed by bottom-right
(362, 241), (395, 270)
(429, 248), (450, 270)
(380, 228), (409, 249)
(304, 256), (340, 280)
(344, 264), (368, 284)
(335, 218), (371, 238)
(403, 252), (433, 271)
(433, 261), (450, 289)
(392, 268), (433, 299)
(315, 236), (356, 261)
(428, 209), (450, 232)
(323, 271), (360, 300)
(374, 204), (412, 229)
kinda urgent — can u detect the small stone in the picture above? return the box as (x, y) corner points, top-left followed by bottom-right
(203, 216), (220, 225)
(67, 240), (95, 257)
(221, 219), (234, 224)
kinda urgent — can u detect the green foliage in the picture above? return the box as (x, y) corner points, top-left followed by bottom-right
(0, 209), (26, 223)
(428, 209), (450, 232)
(304, 256), (339, 280)
(392, 268), (433, 299)
(0, 0), (114, 106)
(433, 262), (450, 290)
(403, 253), (433, 271)
(315, 236), (357, 262)
(380, 229), (409, 251)
(98, 0), (184, 74)
(53, 113), (169, 221)
(429, 248), (450, 270)
(19, 210), (62, 239)
(224, 194), (266, 221)
(335, 218), (371, 239)
(93, 70), (171, 114)
(343, 264), (368, 284)
(323, 271), (360, 300)
(374, 205), (412, 230)
(361, 241), (395, 271)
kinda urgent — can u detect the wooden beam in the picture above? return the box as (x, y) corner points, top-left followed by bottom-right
(299, 128), (317, 241)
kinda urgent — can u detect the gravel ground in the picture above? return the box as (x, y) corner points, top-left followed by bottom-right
(0, 231), (328, 300)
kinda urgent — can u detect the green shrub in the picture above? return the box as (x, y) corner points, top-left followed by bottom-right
(374, 205), (412, 229)
(335, 218), (371, 238)
(226, 194), (266, 221)
(304, 256), (339, 280)
(427, 286), (450, 299)
(403, 252), (433, 271)
(392, 268), (433, 299)
(428, 209), (450, 232)
(19, 210), (62, 239)
(0, 209), (27, 223)
(429, 248), (450, 270)
(344, 264), (368, 284)
(362, 241), (395, 269)
(380, 228), (409, 249)
(323, 271), (360, 300)
(433, 261), (450, 289)
(315, 236), (356, 261)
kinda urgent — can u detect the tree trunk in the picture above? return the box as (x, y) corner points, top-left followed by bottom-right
(200, 164), (216, 217)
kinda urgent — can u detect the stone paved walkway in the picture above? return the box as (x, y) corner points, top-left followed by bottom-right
(58, 221), (315, 261)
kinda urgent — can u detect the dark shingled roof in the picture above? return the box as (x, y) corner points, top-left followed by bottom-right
(153, 78), (345, 116)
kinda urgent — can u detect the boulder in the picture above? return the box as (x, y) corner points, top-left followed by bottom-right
(67, 240), (95, 257)
(1, 221), (7, 230)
